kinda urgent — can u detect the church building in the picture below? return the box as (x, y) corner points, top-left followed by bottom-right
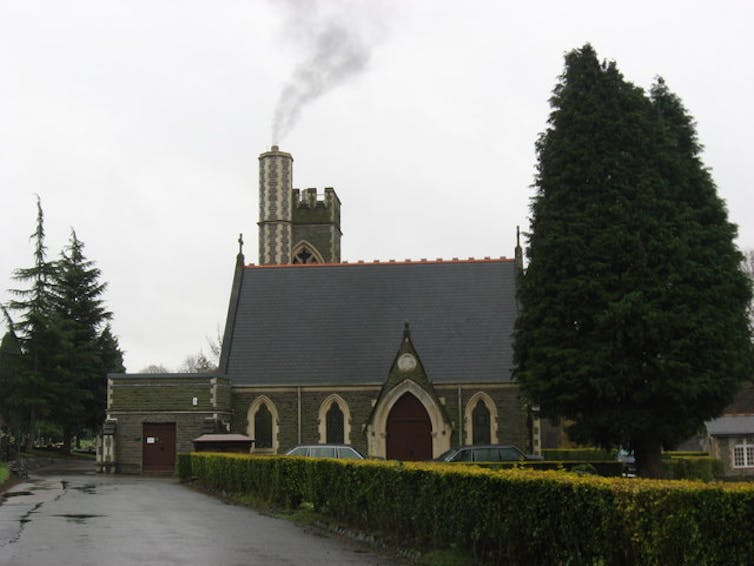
(101, 146), (534, 474)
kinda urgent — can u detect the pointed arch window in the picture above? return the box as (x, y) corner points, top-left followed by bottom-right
(472, 399), (491, 445)
(254, 404), (273, 448)
(464, 392), (498, 446)
(247, 396), (279, 453)
(292, 241), (324, 264)
(293, 246), (318, 264)
(326, 403), (345, 444)
(317, 395), (352, 445)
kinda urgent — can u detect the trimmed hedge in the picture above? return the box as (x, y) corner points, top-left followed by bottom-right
(538, 449), (723, 480)
(452, 460), (624, 477)
(665, 451), (709, 458)
(662, 456), (724, 482)
(178, 453), (754, 565)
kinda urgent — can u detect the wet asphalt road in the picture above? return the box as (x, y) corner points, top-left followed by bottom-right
(0, 464), (400, 566)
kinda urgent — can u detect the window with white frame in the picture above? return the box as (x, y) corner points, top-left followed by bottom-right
(732, 439), (754, 468)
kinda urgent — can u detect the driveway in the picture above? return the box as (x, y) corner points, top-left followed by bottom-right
(0, 462), (402, 565)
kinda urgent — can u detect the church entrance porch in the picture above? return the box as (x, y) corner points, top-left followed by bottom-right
(386, 393), (432, 461)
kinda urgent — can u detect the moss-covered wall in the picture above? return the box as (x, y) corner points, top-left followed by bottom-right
(232, 387), (381, 455)
(108, 375), (233, 473)
(108, 374), (529, 469)
(233, 383), (528, 456)
(435, 384), (529, 451)
(110, 376), (232, 413)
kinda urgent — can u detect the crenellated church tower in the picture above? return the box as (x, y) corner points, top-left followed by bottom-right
(258, 146), (341, 265)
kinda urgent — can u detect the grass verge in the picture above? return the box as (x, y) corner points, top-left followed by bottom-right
(0, 462), (9, 488)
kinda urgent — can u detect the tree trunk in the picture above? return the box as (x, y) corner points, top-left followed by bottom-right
(25, 407), (36, 452)
(62, 426), (72, 455)
(635, 436), (663, 478)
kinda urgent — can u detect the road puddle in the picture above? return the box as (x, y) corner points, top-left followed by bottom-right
(53, 514), (105, 524)
(2, 491), (33, 498)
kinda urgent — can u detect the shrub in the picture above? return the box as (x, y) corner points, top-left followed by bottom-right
(569, 463), (599, 475)
(179, 452), (754, 565)
(661, 456), (724, 482)
(664, 451), (708, 458)
(542, 448), (616, 461)
(466, 460), (624, 477)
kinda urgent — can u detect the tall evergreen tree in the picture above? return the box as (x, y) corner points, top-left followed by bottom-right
(514, 45), (753, 477)
(0, 315), (24, 439)
(6, 197), (64, 449)
(51, 230), (116, 450)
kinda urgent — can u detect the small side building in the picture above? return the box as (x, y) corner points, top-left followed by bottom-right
(706, 415), (754, 478)
(704, 382), (754, 478)
(104, 374), (232, 473)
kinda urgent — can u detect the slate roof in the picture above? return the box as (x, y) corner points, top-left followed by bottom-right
(706, 415), (754, 436)
(724, 382), (754, 414)
(222, 259), (518, 386)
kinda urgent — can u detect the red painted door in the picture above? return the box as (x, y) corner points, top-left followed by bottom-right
(386, 393), (432, 461)
(142, 423), (176, 473)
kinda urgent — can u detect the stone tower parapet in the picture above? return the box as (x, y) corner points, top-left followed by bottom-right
(257, 146), (341, 265)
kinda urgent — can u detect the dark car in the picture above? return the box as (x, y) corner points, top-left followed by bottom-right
(285, 444), (365, 459)
(435, 445), (541, 463)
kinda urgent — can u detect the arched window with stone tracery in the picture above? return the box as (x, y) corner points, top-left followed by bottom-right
(291, 241), (324, 264)
(255, 404), (272, 448)
(325, 402), (344, 444)
(318, 395), (351, 445)
(472, 399), (491, 445)
(464, 392), (499, 446)
(248, 396), (280, 453)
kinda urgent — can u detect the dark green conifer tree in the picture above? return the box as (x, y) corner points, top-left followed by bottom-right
(0, 317), (25, 450)
(7, 197), (64, 449)
(91, 324), (125, 429)
(51, 230), (117, 450)
(514, 45), (753, 477)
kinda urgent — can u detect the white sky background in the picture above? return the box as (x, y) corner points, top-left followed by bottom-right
(1, 0), (753, 372)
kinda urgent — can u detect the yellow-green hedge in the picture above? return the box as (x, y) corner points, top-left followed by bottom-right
(178, 453), (754, 565)
(662, 456), (723, 481)
(465, 459), (624, 476)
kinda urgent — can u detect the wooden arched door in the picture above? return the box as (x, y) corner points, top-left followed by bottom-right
(386, 393), (432, 461)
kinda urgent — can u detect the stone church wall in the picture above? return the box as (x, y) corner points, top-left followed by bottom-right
(435, 384), (529, 452)
(233, 383), (529, 457)
(231, 386), (380, 455)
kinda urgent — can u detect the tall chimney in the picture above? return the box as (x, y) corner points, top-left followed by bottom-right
(258, 146), (293, 264)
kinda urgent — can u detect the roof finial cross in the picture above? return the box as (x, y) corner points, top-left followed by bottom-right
(238, 233), (244, 255)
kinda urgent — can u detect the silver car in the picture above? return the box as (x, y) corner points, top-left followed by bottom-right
(285, 444), (365, 459)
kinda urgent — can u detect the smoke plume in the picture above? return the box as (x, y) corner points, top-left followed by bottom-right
(271, 0), (389, 144)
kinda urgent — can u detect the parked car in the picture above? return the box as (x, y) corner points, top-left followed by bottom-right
(435, 444), (541, 463)
(616, 448), (636, 477)
(285, 444), (365, 459)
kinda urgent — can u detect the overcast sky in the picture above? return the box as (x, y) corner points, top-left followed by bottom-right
(2, 1), (753, 373)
